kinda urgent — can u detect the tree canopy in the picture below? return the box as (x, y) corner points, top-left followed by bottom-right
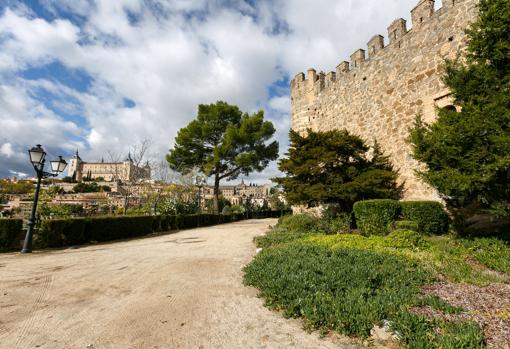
(274, 129), (403, 211)
(409, 0), (510, 223)
(166, 101), (279, 213)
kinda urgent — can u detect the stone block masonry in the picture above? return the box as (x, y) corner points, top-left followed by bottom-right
(290, 0), (478, 200)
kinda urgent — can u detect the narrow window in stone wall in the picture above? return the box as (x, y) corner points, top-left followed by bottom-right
(372, 46), (376, 55)
(392, 30), (397, 41)
(443, 105), (457, 112)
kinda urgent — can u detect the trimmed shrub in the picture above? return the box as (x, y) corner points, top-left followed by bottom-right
(276, 214), (322, 234)
(401, 201), (449, 234)
(86, 216), (153, 242)
(38, 218), (88, 248)
(386, 229), (429, 249)
(0, 219), (22, 251)
(28, 211), (285, 250)
(389, 220), (419, 232)
(319, 212), (351, 234)
(353, 199), (401, 236)
(181, 214), (199, 229)
(152, 216), (162, 232)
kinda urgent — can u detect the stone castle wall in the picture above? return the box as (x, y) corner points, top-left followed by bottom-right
(290, 0), (478, 200)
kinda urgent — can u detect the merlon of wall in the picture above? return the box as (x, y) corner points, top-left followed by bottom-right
(388, 18), (407, 43)
(411, 0), (435, 27)
(367, 35), (384, 58)
(291, 0), (462, 94)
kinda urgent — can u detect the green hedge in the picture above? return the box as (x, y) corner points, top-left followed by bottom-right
(390, 220), (419, 232)
(401, 201), (449, 234)
(0, 219), (23, 251)
(353, 199), (401, 236)
(87, 216), (154, 242)
(38, 218), (87, 248)
(34, 211), (287, 250)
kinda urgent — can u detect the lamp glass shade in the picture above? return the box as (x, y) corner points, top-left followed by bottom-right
(58, 157), (67, 173)
(50, 159), (60, 173)
(29, 145), (46, 166)
(51, 156), (67, 173)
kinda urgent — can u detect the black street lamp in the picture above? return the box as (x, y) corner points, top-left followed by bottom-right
(21, 145), (67, 253)
(195, 175), (206, 213)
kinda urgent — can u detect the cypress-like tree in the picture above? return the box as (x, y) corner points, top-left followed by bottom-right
(274, 129), (403, 211)
(409, 0), (510, 226)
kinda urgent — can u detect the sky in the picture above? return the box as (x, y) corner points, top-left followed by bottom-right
(0, 0), (435, 183)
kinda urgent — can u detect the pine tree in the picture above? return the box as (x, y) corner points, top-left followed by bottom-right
(409, 0), (510, 227)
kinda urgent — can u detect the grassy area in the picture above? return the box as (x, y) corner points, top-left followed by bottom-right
(244, 215), (509, 347)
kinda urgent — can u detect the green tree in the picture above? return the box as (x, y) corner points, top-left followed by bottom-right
(166, 101), (279, 213)
(409, 0), (510, 227)
(72, 182), (100, 193)
(0, 180), (34, 194)
(274, 129), (403, 211)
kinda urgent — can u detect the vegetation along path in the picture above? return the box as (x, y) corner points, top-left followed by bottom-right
(0, 219), (370, 349)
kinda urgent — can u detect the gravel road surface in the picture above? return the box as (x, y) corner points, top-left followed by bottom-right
(0, 219), (370, 349)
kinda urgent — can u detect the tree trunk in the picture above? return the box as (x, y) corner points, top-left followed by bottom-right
(213, 173), (220, 214)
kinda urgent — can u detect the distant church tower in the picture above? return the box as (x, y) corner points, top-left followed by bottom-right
(67, 150), (83, 181)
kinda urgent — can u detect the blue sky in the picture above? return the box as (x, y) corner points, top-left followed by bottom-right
(0, 0), (426, 181)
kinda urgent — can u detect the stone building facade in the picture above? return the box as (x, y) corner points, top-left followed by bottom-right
(67, 151), (151, 183)
(290, 0), (478, 200)
(203, 180), (272, 206)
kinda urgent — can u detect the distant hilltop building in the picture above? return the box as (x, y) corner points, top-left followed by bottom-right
(290, 0), (478, 200)
(203, 180), (271, 206)
(67, 150), (151, 182)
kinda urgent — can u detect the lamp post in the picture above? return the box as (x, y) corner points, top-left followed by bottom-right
(195, 175), (206, 213)
(21, 145), (67, 253)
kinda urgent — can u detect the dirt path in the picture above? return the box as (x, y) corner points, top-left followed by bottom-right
(0, 219), (369, 349)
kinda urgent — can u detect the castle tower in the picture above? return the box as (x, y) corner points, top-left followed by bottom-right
(67, 150), (83, 181)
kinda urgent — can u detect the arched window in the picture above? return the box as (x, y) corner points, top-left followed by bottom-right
(442, 105), (457, 112)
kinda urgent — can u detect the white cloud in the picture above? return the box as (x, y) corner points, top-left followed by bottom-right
(0, 142), (14, 157)
(269, 96), (290, 113)
(0, 0), (424, 181)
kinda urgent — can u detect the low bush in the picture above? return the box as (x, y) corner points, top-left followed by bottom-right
(152, 216), (162, 232)
(391, 311), (485, 349)
(460, 237), (510, 276)
(401, 201), (449, 235)
(389, 220), (419, 232)
(32, 211), (285, 250)
(245, 233), (488, 346)
(318, 212), (351, 234)
(353, 199), (401, 236)
(416, 295), (464, 315)
(244, 242), (432, 337)
(276, 214), (323, 234)
(87, 216), (154, 242)
(386, 229), (429, 249)
(0, 219), (22, 251)
(255, 214), (329, 248)
(38, 218), (87, 247)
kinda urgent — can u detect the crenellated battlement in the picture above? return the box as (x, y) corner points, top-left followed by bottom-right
(291, 0), (466, 96)
(290, 0), (478, 201)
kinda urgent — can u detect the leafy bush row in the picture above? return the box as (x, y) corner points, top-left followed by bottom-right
(0, 219), (23, 251)
(36, 211), (287, 249)
(353, 199), (449, 236)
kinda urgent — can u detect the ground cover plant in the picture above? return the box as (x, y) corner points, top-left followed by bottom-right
(245, 214), (510, 347)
